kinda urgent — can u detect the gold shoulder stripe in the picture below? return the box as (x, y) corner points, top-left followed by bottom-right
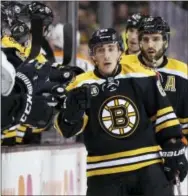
(66, 71), (101, 91)
(167, 58), (187, 74)
(120, 55), (156, 77)
(2, 36), (25, 52)
(157, 58), (188, 79)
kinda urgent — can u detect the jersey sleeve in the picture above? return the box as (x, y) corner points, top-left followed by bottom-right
(177, 79), (188, 139)
(54, 76), (88, 138)
(54, 112), (88, 138)
(143, 76), (183, 145)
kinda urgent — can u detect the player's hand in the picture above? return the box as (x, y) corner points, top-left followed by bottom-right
(35, 81), (67, 108)
(49, 64), (84, 85)
(16, 93), (54, 128)
(62, 84), (91, 124)
(161, 138), (188, 183)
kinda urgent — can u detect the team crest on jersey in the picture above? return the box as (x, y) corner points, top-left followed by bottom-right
(91, 84), (99, 96)
(99, 95), (139, 138)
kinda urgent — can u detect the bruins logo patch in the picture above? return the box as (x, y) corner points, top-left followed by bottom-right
(99, 96), (139, 138)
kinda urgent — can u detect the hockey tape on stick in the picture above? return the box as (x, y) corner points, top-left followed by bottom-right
(62, 23), (73, 66)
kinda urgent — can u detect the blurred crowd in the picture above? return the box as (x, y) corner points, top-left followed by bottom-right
(45, 1), (188, 64)
(44, 1), (150, 62)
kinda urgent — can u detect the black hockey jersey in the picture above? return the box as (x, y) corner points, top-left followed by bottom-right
(121, 54), (188, 139)
(1, 35), (47, 68)
(55, 62), (182, 179)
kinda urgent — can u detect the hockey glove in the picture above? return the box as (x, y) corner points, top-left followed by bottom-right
(62, 85), (90, 124)
(49, 64), (84, 85)
(14, 72), (54, 128)
(161, 138), (188, 183)
(35, 81), (67, 108)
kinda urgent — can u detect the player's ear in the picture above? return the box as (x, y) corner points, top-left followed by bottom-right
(164, 41), (168, 49)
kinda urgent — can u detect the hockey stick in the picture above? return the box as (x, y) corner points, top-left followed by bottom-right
(26, 17), (43, 62)
(42, 36), (56, 63)
(17, 17), (43, 69)
(175, 175), (182, 195)
(62, 23), (73, 66)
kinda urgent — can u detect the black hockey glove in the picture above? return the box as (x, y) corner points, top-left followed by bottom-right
(35, 81), (67, 108)
(14, 93), (53, 128)
(161, 138), (188, 183)
(14, 71), (54, 128)
(62, 85), (91, 124)
(49, 63), (85, 85)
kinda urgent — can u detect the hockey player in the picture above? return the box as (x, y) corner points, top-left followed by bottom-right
(1, 51), (16, 97)
(122, 13), (146, 55)
(121, 16), (188, 140)
(1, 1), (53, 68)
(1, 51), (54, 145)
(1, 1), (85, 144)
(54, 28), (188, 196)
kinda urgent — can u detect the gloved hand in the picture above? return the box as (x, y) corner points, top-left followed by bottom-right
(12, 71), (54, 128)
(14, 93), (54, 128)
(161, 138), (188, 183)
(62, 84), (91, 124)
(35, 81), (67, 108)
(49, 64), (85, 84)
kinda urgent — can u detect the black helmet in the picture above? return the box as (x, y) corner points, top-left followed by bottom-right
(27, 2), (53, 27)
(126, 13), (144, 31)
(88, 28), (124, 55)
(1, 3), (10, 35)
(4, 1), (29, 21)
(138, 16), (170, 42)
(10, 19), (30, 44)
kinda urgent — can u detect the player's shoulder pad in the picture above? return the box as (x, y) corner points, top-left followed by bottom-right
(1, 36), (24, 53)
(120, 54), (138, 64)
(25, 46), (47, 64)
(120, 54), (156, 78)
(66, 71), (102, 91)
(163, 58), (188, 80)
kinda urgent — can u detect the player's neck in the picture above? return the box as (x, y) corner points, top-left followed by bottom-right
(142, 56), (164, 68)
(127, 49), (140, 55)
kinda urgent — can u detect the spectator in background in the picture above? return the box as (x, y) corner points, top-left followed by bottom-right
(78, 5), (89, 30)
(114, 3), (129, 24)
(48, 23), (94, 71)
(44, 1), (67, 25)
(113, 3), (129, 37)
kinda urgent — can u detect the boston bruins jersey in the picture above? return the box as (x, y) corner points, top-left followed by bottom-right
(55, 62), (182, 180)
(1, 36), (47, 68)
(121, 54), (188, 139)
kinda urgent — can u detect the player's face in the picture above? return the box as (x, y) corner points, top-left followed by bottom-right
(93, 43), (121, 75)
(140, 33), (165, 62)
(127, 28), (139, 53)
